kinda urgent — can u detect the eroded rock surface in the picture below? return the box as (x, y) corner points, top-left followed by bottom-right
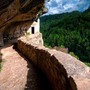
(17, 33), (90, 90)
(0, 44), (51, 90)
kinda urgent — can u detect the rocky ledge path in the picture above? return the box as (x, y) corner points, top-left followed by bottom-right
(0, 44), (51, 90)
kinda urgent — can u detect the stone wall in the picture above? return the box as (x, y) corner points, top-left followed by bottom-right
(17, 33), (90, 90)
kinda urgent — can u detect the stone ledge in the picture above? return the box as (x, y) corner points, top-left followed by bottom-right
(17, 34), (90, 90)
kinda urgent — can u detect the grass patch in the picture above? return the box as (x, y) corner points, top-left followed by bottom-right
(69, 52), (79, 60)
(0, 52), (3, 71)
(84, 62), (90, 67)
(0, 60), (2, 71)
(0, 62), (2, 71)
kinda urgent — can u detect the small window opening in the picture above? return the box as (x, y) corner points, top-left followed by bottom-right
(35, 19), (38, 22)
(31, 27), (35, 34)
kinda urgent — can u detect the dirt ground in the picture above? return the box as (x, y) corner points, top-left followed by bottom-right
(0, 44), (51, 90)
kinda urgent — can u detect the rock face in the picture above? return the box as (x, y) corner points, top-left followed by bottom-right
(0, 0), (45, 46)
(17, 33), (90, 90)
(0, 44), (52, 90)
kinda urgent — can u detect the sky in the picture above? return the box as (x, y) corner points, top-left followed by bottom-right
(46, 0), (90, 14)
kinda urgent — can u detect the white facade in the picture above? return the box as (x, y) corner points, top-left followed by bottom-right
(27, 19), (40, 34)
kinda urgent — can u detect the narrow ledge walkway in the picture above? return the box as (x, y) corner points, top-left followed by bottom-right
(0, 44), (51, 90)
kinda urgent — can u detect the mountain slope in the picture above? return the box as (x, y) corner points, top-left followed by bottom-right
(40, 8), (90, 64)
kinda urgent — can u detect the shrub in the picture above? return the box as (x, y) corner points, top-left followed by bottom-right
(84, 62), (90, 67)
(0, 52), (2, 71)
(0, 61), (2, 71)
(69, 52), (79, 60)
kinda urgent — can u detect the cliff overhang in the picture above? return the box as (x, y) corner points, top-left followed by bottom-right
(0, 0), (46, 46)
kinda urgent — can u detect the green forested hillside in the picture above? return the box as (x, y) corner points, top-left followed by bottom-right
(40, 8), (90, 64)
